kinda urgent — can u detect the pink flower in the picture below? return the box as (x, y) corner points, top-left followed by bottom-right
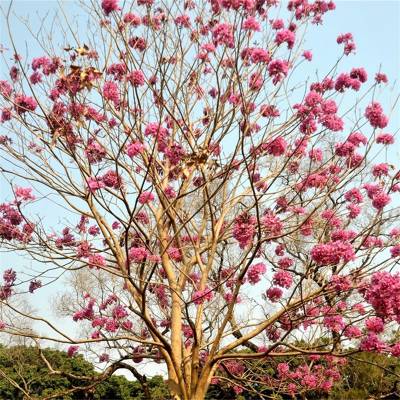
(371, 192), (391, 210)
(266, 287), (282, 302)
(365, 317), (384, 333)
(335, 73), (360, 92)
(329, 275), (352, 292)
(233, 212), (256, 249)
(390, 245), (400, 258)
(260, 104), (280, 118)
(123, 12), (141, 26)
(273, 271), (293, 288)
(272, 19), (284, 30)
(103, 81), (120, 106)
(278, 257), (294, 269)
(350, 67), (368, 83)
(102, 170), (122, 189)
(127, 70), (145, 86)
(247, 262), (267, 285)
(138, 191), (155, 204)
(311, 241), (355, 266)
(391, 343), (400, 357)
(29, 279), (42, 293)
(129, 247), (148, 262)
(275, 29), (296, 49)
(88, 254), (106, 268)
(372, 163), (389, 178)
(126, 141), (144, 157)
(29, 71), (42, 84)
(360, 333), (386, 352)
(167, 247), (182, 262)
(362, 271), (400, 320)
(337, 33), (356, 55)
(1, 108), (12, 123)
(375, 73), (388, 84)
(241, 48), (270, 64)
(365, 102), (388, 129)
(344, 325), (362, 338)
(129, 36), (147, 51)
(302, 50), (312, 61)
(85, 139), (106, 164)
(14, 94), (37, 114)
(14, 186), (35, 201)
(268, 59), (289, 85)
(348, 131), (367, 146)
(112, 304), (128, 319)
(323, 315), (345, 333)
(249, 72), (263, 91)
(262, 136), (287, 156)
(309, 148), (323, 162)
(344, 188), (363, 203)
(376, 133), (394, 145)
(106, 63), (127, 81)
(243, 16), (261, 31)
(101, 0), (120, 15)
(192, 287), (214, 305)
(67, 345), (79, 357)
(212, 23), (234, 47)
(164, 185), (176, 199)
(0, 80), (13, 97)
(277, 362), (290, 377)
(86, 177), (105, 192)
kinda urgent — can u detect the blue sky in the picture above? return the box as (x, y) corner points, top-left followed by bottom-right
(0, 0), (399, 362)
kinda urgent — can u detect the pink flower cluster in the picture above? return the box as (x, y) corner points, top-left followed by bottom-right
(85, 139), (106, 164)
(311, 241), (355, 266)
(365, 102), (388, 129)
(0, 202), (34, 243)
(138, 191), (155, 204)
(262, 136), (287, 156)
(268, 59), (289, 85)
(103, 81), (120, 107)
(243, 16), (260, 31)
(363, 183), (391, 210)
(241, 47), (270, 64)
(233, 212), (256, 249)
(294, 90), (343, 134)
(362, 271), (400, 322)
(365, 317), (384, 333)
(247, 262), (267, 285)
(127, 70), (145, 87)
(273, 270), (293, 288)
(266, 286), (283, 302)
(275, 29), (296, 49)
(14, 94), (37, 114)
(126, 141), (145, 158)
(337, 32), (356, 55)
(129, 246), (148, 262)
(192, 287), (214, 305)
(335, 68), (367, 92)
(212, 23), (234, 48)
(101, 0), (120, 15)
(376, 133), (394, 145)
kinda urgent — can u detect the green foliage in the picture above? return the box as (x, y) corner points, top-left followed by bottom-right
(328, 352), (400, 400)
(0, 344), (170, 399)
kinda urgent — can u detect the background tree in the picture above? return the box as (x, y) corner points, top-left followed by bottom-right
(0, 344), (171, 400)
(0, 0), (399, 399)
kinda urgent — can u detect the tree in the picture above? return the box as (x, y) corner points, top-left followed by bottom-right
(0, 344), (171, 400)
(0, 0), (399, 399)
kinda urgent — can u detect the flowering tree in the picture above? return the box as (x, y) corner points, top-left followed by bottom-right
(0, 0), (399, 399)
